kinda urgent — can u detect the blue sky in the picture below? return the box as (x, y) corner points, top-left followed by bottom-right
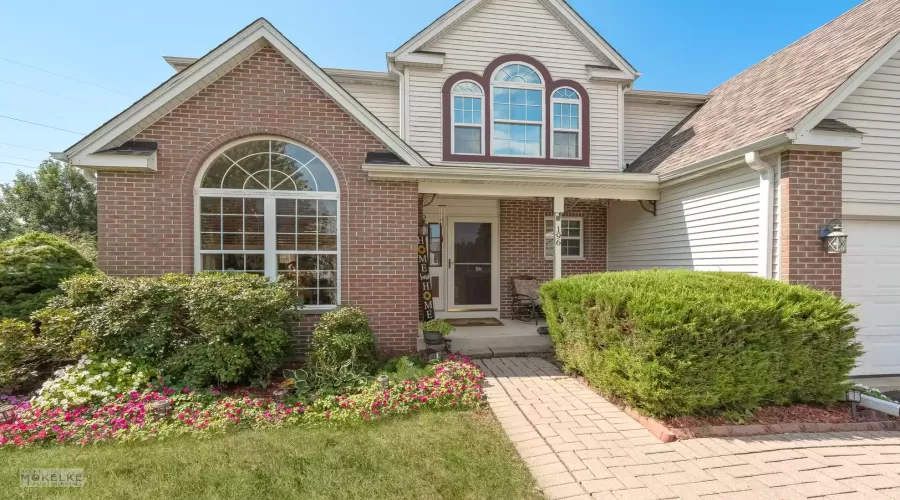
(0, 0), (859, 184)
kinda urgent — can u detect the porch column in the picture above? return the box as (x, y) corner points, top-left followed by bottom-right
(553, 196), (564, 279)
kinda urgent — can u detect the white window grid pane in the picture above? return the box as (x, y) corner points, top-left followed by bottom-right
(454, 125), (482, 154)
(200, 197), (266, 256)
(494, 88), (542, 123)
(543, 217), (583, 258)
(277, 254), (338, 306)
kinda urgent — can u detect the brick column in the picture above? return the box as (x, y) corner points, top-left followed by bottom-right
(778, 149), (842, 295)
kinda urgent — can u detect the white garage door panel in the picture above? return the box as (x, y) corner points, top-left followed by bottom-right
(843, 219), (900, 376)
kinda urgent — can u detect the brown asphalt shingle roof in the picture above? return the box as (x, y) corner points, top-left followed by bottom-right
(627, 0), (900, 174)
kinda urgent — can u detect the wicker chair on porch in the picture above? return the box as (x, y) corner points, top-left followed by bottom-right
(511, 275), (542, 325)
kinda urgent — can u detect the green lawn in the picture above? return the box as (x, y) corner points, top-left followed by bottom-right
(0, 411), (541, 500)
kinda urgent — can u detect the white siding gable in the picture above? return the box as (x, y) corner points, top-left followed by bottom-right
(624, 102), (695, 164)
(407, 0), (622, 170)
(828, 49), (900, 216)
(339, 82), (400, 134)
(608, 165), (762, 274)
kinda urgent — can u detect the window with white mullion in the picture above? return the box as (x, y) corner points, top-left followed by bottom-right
(551, 87), (581, 160)
(492, 63), (544, 158)
(197, 139), (341, 307)
(543, 217), (583, 260)
(451, 81), (484, 155)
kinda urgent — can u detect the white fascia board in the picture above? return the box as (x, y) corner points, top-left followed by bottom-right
(62, 19), (428, 168)
(74, 151), (158, 171)
(625, 89), (710, 106)
(163, 56), (198, 72)
(418, 182), (658, 201)
(393, 52), (445, 69)
(363, 164), (659, 192)
(794, 32), (900, 136)
(539, 0), (637, 78)
(324, 68), (397, 86)
(587, 67), (634, 83)
(789, 129), (863, 150)
(658, 133), (790, 186)
(389, 0), (485, 61)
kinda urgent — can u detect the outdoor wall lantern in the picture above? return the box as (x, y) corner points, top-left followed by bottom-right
(0, 403), (16, 424)
(819, 219), (848, 254)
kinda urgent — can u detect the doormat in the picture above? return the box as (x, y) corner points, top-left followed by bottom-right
(445, 318), (504, 327)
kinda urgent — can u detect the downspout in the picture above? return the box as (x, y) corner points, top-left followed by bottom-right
(745, 152), (774, 279)
(389, 65), (406, 139)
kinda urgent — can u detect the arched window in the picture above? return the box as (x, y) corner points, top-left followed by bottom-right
(197, 138), (339, 307)
(551, 87), (581, 159)
(451, 81), (484, 155)
(492, 63), (544, 157)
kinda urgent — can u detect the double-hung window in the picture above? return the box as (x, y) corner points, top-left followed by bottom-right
(544, 217), (583, 260)
(451, 81), (484, 155)
(197, 138), (340, 307)
(551, 88), (581, 159)
(492, 63), (544, 157)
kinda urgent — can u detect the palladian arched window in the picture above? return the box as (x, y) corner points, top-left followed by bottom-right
(197, 138), (339, 307)
(551, 87), (581, 159)
(451, 81), (484, 155)
(492, 63), (544, 157)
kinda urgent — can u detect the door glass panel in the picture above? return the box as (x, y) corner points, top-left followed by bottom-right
(453, 222), (492, 306)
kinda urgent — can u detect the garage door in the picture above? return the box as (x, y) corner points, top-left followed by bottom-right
(843, 219), (900, 376)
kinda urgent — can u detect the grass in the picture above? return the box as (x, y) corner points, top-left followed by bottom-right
(0, 411), (541, 500)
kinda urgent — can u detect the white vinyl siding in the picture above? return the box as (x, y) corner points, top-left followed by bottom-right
(623, 101), (696, 164)
(608, 165), (761, 273)
(408, 0), (620, 169)
(827, 49), (900, 215)
(338, 82), (400, 134)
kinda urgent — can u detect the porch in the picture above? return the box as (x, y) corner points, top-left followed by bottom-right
(417, 318), (553, 357)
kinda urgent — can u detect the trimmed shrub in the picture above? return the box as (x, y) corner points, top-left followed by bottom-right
(540, 270), (861, 417)
(0, 232), (95, 320)
(38, 273), (299, 387)
(310, 306), (377, 371)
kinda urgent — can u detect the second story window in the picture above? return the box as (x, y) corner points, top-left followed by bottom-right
(492, 63), (544, 157)
(551, 88), (581, 159)
(451, 81), (484, 155)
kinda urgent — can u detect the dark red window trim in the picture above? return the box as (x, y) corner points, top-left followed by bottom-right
(442, 54), (590, 167)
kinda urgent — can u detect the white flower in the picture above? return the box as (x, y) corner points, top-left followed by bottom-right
(84, 359), (92, 365)
(101, 372), (110, 377)
(109, 358), (118, 364)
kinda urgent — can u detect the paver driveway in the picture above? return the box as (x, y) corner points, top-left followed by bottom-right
(477, 357), (900, 500)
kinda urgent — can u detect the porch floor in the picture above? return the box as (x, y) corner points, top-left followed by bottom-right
(418, 318), (553, 357)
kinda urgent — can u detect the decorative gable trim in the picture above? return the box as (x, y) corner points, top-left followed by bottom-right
(389, 0), (637, 79)
(56, 18), (428, 169)
(794, 33), (900, 137)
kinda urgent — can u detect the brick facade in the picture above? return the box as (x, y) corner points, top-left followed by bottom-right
(778, 149), (842, 295)
(499, 198), (607, 317)
(96, 45), (419, 355)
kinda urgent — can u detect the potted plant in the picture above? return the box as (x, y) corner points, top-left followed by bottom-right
(421, 319), (455, 344)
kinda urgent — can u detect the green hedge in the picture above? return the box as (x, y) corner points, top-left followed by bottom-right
(540, 270), (861, 417)
(35, 273), (300, 387)
(0, 232), (95, 320)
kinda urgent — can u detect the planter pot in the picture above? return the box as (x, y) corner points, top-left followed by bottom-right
(422, 331), (445, 342)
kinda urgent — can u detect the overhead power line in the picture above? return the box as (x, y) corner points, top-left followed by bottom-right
(0, 78), (115, 110)
(0, 114), (86, 135)
(0, 160), (38, 170)
(0, 142), (49, 153)
(0, 154), (44, 163)
(0, 57), (134, 97)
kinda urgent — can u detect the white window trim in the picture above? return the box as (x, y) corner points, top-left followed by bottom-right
(550, 87), (582, 161)
(490, 62), (545, 158)
(450, 80), (485, 156)
(193, 136), (341, 311)
(543, 216), (584, 260)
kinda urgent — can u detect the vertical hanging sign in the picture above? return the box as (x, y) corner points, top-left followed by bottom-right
(418, 218), (435, 321)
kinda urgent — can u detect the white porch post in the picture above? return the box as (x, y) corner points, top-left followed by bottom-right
(553, 196), (564, 280)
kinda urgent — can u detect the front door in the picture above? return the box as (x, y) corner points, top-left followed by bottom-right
(447, 217), (498, 313)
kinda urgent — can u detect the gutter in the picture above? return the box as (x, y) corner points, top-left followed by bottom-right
(744, 152), (774, 279)
(659, 133), (789, 187)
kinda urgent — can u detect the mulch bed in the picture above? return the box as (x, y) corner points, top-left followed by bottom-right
(567, 373), (900, 442)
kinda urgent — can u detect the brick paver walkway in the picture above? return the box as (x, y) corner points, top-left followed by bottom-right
(477, 357), (900, 500)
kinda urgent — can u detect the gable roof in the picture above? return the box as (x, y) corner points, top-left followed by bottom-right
(628, 0), (900, 175)
(389, 0), (638, 79)
(57, 18), (428, 168)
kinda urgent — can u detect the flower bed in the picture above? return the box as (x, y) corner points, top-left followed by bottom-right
(0, 356), (484, 448)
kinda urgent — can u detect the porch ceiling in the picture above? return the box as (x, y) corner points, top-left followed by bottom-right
(362, 163), (660, 201)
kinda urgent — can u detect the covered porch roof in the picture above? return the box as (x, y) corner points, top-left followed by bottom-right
(362, 163), (660, 200)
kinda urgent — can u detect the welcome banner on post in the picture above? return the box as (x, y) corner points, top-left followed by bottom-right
(418, 221), (435, 321)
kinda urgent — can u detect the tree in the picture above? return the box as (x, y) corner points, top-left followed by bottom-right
(0, 159), (97, 239)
